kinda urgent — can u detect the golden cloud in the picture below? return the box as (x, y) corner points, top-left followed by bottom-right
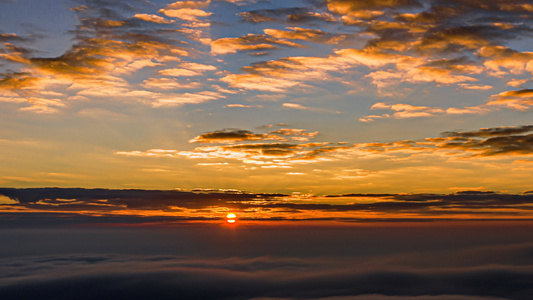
(159, 8), (212, 22)
(141, 78), (202, 90)
(211, 34), (300, 55)
(478, 46), (533, 76)
(134, 14), (174, 24)
(264, 27), (343, 43)
(486, 89), (533, 111)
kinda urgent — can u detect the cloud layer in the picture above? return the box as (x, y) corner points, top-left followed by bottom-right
(1, 240), (532, 300)
(2, 187), (533, 222)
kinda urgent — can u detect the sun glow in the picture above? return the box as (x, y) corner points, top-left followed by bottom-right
(226, 213), (237, 223)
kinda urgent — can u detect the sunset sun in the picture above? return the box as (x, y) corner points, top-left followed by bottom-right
(226, 213), (237, 223)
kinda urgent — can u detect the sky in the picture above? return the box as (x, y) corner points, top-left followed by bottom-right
(0, 0), (532, 194)
(1, 0), (533, 299)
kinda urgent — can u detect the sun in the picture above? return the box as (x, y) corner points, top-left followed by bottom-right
(226, 213), (237, 223)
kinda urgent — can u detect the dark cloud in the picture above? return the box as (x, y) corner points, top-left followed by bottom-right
(1, 188), (533, 221)
(189, 129), (269, 143)
(437, 132), (533, 156)
(0, 187), (281, 207)
(239, 11), (278, 23)
(358, 125), (533, 157)
(416, 26), (501, 53)
(439, 0), (533, 12)
(498, 89), (533, 98)
(218, 142), (303, 157)
(2, 42), (33, 57)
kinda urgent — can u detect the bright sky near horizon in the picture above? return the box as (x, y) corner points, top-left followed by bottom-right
(1, 0), (533, 196)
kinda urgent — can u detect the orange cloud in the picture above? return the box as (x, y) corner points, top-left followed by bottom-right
(445, 106), (491, 115)
(160, 8), (212, 22)
(224, 104), (260, 108)
(141, 78), (202, 90)
(283, 103), (308, 110)
(221, 74), (300, 92)
(151, 91), (224, 107)
(221, 47), (481, 92)
(165, 1), (210, 9)
(158, 62), (216, 77)
(0, 72), (38, 91)
(486, 89), (533, 111)
(134, 14), (174, 24)
(159, 1), (212, 22)
(507, 79), (529, 88)
(354, 125), (533, 158)
(478, 46), (533, 76)
(360, 101), (492, 121)
(370, 102), (444, 118)
(457, 83), (493, 90)
(211, 34), (300, 55)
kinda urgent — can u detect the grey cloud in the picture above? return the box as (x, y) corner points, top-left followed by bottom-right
(438, 132), (533, 156)
(362, 125), (533, 157)
(239, 7), (309, 23)
(190, 129), (269, 143)
(287, 12), (338, 24)
(442, 125), (533, 138)
(0, 33), (27, 43)
(239, 12), (278, 23)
